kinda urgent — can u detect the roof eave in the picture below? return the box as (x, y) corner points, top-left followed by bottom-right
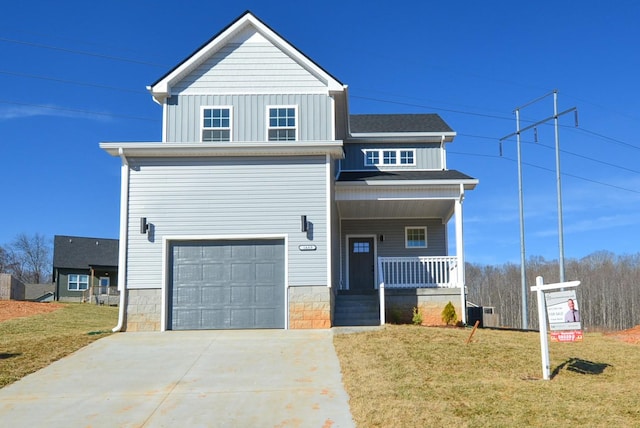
(100, 141), (345, 159)
(336, 178), (478, 190)
(348, 131), (456, 143)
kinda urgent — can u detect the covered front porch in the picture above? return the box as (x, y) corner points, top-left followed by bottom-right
(334, 171), (477, 326)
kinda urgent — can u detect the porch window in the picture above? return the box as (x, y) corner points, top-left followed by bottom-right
(405, 227), (427, 248)
(268, 106), (297, 141)
(202, 107), (231, 142)
(68, 274), (89, 291)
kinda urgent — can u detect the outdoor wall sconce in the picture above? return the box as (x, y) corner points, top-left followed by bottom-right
(379, 234), (384, 242)
(140, 217), (149, 234)
(301, 215), (308, 232)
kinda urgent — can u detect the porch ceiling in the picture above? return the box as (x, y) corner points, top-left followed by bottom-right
(336, 199), (454, 220)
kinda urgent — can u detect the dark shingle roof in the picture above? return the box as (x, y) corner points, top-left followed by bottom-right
(53, 235), (119, 269)
(337, 170), (475, 182)
(349, 114), (453, 134)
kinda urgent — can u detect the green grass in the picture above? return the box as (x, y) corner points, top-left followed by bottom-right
(334, 324), (640, 427)
(0, 303), (118, 388)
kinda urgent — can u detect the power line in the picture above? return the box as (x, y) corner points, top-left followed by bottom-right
(0, 99), (159, 122)
(448, 150), (640, 194)
(0, 37), (167, 68)
(0, 69), (147, 94)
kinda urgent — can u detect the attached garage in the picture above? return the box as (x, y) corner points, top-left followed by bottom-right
(168, 239), (285, 330)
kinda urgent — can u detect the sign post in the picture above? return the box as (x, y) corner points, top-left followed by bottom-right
(530, 276), (581, 380)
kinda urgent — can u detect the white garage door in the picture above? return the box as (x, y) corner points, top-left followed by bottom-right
(169, 239), (285, 330)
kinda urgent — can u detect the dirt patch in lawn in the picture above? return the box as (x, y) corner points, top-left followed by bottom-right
(605, 325), (640, 344)
(0, 300), (64, 322)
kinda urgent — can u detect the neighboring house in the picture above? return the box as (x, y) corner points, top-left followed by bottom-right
(53, 235), (119, 304)
(100, 11), (478, 332)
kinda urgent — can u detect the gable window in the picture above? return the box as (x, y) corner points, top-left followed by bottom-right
(202, 107), (231, 142)
(363, 149), (416, 166)
(405, 227), (427, 248)
(268, 106), (297, 141)
(68, 274), (89, 291)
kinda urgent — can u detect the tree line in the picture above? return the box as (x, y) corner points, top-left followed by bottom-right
(466, 251), (640, 332)
(0, 233), (51, 284)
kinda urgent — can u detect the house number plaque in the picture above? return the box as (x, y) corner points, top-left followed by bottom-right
(298, 245), (317, 251)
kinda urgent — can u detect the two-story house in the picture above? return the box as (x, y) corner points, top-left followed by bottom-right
(100, 11), (477, 331)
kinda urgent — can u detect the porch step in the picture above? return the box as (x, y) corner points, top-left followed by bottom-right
(333, 293), (380, 327)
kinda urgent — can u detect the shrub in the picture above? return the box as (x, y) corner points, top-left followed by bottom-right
(412, 307), (423, 326)
(441, 301), (457, 325)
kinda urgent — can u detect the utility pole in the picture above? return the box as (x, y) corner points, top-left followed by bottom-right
(500, 90), (577, 329)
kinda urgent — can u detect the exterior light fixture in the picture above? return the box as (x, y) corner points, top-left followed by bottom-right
(140, 217), (149, 234)
(301, 215), (308, 232)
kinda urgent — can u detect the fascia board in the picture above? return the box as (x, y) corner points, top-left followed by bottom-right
(100, 141), (345, 159)
(335, 178), (478, 189)
(348, 132), (457, 143)
(149, 13), (344, 103)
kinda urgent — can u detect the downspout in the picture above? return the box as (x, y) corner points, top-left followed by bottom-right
(441, 135), (447, 170)
(112, 148), (130, 332)
(455, 183), (466, 324)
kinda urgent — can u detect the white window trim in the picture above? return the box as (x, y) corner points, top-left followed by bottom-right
(266, 105), (298, 141)
(363, 148), (416, 166)
(405, 226), (428, 249)
(68, 274), (89, 291)
(201, 106), (233, 142)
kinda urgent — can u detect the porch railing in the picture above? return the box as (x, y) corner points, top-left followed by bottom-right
(377, 256), (458, 289)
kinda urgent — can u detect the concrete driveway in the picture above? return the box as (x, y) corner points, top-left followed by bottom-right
(0, 330), (355, 427)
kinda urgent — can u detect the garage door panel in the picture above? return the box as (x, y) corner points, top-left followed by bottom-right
(231, 262), (255, 283)
(170, 239), (284, 330)
(201, 285), (230, 305)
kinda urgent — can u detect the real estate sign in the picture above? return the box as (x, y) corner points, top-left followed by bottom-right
(544, 289), (583, 342)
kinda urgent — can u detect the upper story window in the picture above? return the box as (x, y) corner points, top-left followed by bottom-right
(202, 107), (231, 142)
(68, 274), (89, 291)
(268, 106), (297, 141)
(364, 149), (416, 167)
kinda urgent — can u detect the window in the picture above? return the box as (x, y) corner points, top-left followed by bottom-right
(365, 151), (379, 166)
(353, 241), (370, 253)
(400, 150), (414, 165)
(268, 107), (297, 141)
(363, 149), (416, 166)
(202, 107), (231, 142)
(405, 227), (427, 248)
(68, 274), (89, 291)
(383, 150), (396, 165)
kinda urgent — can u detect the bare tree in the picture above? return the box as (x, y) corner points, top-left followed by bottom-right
(467, 252), (640, 331)
(9, 233), (52, 283)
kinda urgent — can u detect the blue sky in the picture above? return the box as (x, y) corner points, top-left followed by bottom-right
(1, 1), (639, 266)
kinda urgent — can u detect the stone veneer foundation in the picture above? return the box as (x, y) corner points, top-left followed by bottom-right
(123, 289), (162, 332)
(288, 285), (332, 329)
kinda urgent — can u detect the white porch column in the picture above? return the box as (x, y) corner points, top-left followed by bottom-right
(455, 183), (466, 324)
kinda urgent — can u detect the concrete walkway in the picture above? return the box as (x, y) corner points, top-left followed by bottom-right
(0, 330), (355, 427)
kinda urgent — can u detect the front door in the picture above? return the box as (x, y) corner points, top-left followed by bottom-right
(348, 237), (375, 291)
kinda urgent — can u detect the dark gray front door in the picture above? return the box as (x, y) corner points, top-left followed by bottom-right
(169, 239), (285, 330)
(348, 237), (375, 291)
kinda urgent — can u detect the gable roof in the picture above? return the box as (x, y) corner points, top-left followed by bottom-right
(148, 10), (345, 104)
(350, 114), (454, 134)
(53, 235), (119, 270)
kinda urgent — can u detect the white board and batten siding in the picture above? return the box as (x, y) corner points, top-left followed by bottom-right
(125, 156), (329, 290)
(166, 93), (334, 142)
